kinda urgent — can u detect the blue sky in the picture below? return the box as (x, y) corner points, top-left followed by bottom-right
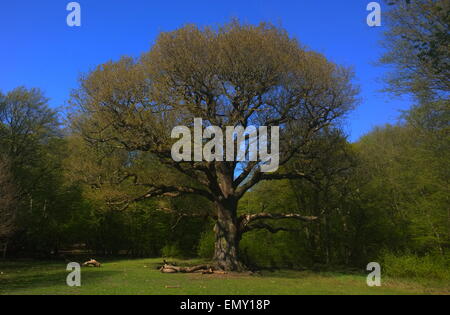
(1, 0), (412, 141)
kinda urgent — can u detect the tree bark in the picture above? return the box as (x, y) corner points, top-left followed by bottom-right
(213, 200), (245, 271)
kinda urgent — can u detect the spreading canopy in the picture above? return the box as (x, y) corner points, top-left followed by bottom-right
(70, 20), (359, 270)
(71, 21), (358, 204)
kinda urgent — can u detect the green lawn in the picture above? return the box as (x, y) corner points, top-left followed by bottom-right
(0, 258), (448, 295)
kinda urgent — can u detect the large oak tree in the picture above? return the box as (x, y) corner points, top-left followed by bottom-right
(70, 21), (358, 271)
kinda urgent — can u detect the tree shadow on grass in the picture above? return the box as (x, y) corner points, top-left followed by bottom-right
(0, 267), (120, 295)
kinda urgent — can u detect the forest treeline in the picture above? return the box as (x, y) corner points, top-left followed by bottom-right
(0, 0), (448, 277)
(0, 87), (447, 266)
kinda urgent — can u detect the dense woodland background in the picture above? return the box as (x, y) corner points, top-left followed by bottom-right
(0, 0), (448, 279)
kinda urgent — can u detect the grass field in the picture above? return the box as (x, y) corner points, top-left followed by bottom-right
(0, 258), (448, 295)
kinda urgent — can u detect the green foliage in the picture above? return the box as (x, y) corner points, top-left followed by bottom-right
(356, 118), (449, 255)
(381, 252), (450, 281)
(197, 230), (215, 259)
(237, 130), (364, 268)
(161, 244), (184, 258)
(381, 0), (449, 100)
(0, 157), (16, 239)
(240, 230), (308, 269)
(0, 87), (89, 256)
(236, 113), (449, 269)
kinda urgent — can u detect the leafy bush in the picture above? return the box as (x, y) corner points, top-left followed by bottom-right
(381, 252), (450, 281)
(197, 231), (215, 259)
(240, 229), (310, 269)
(161, 244), (184, 258)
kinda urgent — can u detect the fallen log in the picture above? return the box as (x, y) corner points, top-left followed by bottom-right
(82, 259), (101, 267)
(159, 264), (222, 274)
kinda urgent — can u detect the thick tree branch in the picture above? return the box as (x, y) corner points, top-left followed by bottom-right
(242, 222), (297, 234)
(235, 171), (312, 199)
(136, 184), (214, 201)
(108, 184), (214, 211)
(239, 212), (318, 233)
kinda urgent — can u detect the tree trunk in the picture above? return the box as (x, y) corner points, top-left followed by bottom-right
(2, 241), (8, 259)
(213, 200), (245, 271)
